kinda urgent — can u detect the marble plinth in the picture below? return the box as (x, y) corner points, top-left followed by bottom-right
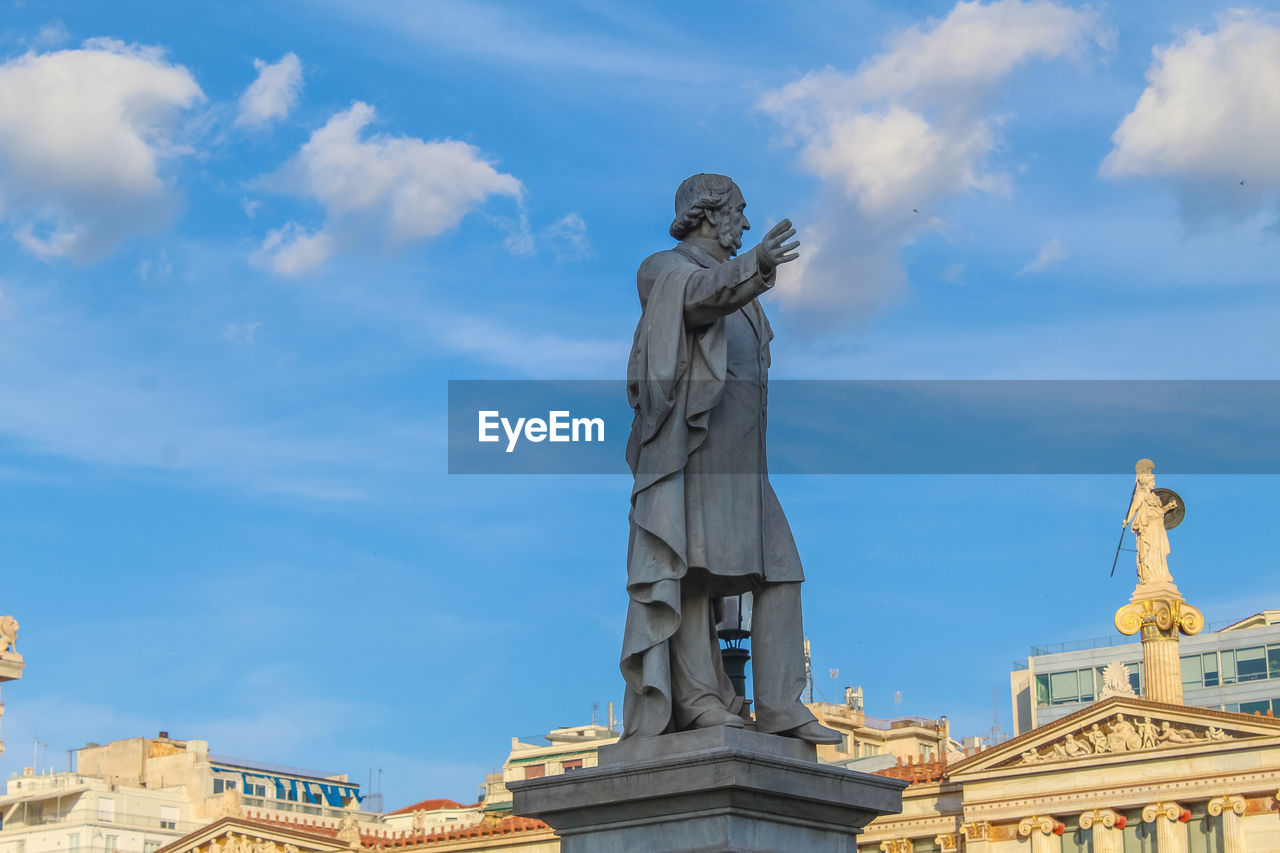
(511, 726), (906, 853)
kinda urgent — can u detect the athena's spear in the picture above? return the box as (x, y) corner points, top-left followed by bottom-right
(1110, 482), (1138, 577)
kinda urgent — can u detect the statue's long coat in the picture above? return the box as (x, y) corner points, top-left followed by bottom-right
(621, 240), (803, 738)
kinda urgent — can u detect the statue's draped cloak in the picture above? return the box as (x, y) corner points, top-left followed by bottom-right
(621, 241), (803, 738)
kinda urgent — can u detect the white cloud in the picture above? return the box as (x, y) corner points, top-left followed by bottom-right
(137, 249), (173, 283)
(542, 212), (591, 261)
(759, 0), (1101, 318)
(0, 39), (203, 261)
(1102, 11), (1280, 222)
(31, 20), (69, 48)
(236, 53), (303, 129)
(1019, 237), (1066, 274)
(223, 321), (262, 345)
(255, 102), (522, 275)
(252, 222), (333, 275)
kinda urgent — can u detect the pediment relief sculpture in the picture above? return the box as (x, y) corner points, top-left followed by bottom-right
(1013, 712), (1236, 766)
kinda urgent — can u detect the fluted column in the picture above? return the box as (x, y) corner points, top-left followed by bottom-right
(1018, 816), (1062, 853)
(1115, 598), (1203, 704)
(1079, 808), (1124, 853)
(1208, 795), (1247, 853)
(1142, 802), (1188, 853)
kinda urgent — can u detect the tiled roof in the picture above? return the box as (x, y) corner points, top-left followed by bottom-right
(239, 811), (550, 849)
(367, 816), (550, 848)
(386, 799), (470, 815)
(873, 755), (948, 785)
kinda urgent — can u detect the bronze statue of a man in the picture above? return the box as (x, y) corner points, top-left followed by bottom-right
(620, 173), (840, 745)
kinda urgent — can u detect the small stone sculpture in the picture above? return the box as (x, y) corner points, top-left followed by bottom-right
(1098, 660), (1136, 699)
(0, 616), (17, 653)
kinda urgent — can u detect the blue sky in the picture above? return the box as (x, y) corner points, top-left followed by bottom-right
(2, 0), (1280, 806)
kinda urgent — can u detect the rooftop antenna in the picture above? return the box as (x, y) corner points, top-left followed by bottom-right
(803, 639), (813, 704)
(894, 691), (902, 716)
(592, 703), (598, 726)
(988, 687), (1005, 745)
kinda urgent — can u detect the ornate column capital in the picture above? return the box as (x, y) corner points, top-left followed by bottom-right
(933, 832), (958, 852)
(1207, 795), (1246, 817)
(961, 820), (994, 841)
(1115, 597), (1203, 639)
(1079, 808), (1124, 830)
(1142, 800), (1185, 823)
(879, 840), (913, 853)
(1018, 815), (1062, 836)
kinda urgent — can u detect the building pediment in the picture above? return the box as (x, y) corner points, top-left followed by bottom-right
(949, 696), (1280, 777)
(157, 817), (348, 853)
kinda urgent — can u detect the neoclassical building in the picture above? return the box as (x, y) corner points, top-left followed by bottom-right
(858, 695), (1280, 852)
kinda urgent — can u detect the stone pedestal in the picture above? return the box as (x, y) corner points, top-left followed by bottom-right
(511, 726), (906, 853)
(0, 651), (24, 759)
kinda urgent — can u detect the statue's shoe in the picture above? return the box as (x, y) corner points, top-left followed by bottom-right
(689, 707), (745, 729)
(780, 720), (843, 745)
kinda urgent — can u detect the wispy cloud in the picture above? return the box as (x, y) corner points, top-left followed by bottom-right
(1019, 237), (1066, 274)
(334, 0), (741, 83)
(759, 0), (1105, 320)
(236, 52), (303, 129)
(0, 283), (429, 499)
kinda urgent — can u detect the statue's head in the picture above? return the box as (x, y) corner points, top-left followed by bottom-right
(1134, 458), (1155, 489)
(669, 173), (749, 255)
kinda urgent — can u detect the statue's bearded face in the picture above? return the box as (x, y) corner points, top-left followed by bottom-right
(709, 185), (750, 256)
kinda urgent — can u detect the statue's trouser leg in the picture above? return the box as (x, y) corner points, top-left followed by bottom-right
(751, 581), (818, 734)
(670, 573), (736, 729)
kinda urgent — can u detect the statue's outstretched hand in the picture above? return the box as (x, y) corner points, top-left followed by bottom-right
(755, 219), (799, 277)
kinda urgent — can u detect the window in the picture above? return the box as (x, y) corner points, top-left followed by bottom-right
(1237, 646), (1267, 682)
(1222, 649), (1238, 684)
(860, 743), (880, 757)
(1121, 809), (1156, 852)
(1187, 800), (1224, 853)
(1181, 654), (1203, 690)
(523, 765), (545, 780)
(1049, 670), (1078, 705)
(1034, 674), (1049, 705)
(68, 836), (80, 853)
(1240, 698), (1271, 715)
(213, 779), (236, 794)
(1126, 661), (1143, 695)
(1269, 644), (1280, 680)
(160, 807), (178, 830)
(1203, 652), (1220, 688)
(98, 799), (115, 823)
(104, 837), (117, 853)
(144, 843), (161, 853)
(562, 759), (584, 772)
(918, 744), (935, 760)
